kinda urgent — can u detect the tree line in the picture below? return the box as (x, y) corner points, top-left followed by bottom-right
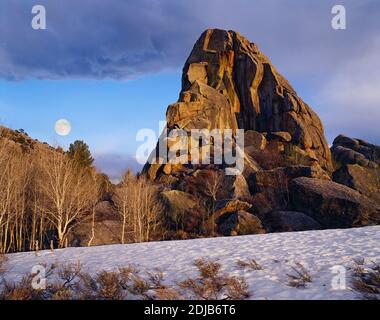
(0, 131), (164, 254)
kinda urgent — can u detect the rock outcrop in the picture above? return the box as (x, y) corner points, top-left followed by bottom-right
(217, 211), (265, 236)
(264, 211), (321, 233)
(143, 29), (379, 235)
(248, 165), (331, 217)
(331, 135), (380, 205)
(331, 135), (380, 168)
(161, 190), (199, 226)
(179, 29), (332, 173)
(291, 177), (380, 228)
(144, 28), (333, 181)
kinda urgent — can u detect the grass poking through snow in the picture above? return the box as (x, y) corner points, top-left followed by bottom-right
(352, 260), (380, 300)
(286, 262), (312, 289)
(236, 259), (263, 271)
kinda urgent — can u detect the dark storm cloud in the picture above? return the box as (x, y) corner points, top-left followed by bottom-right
(1, 0), (379, 81)
(0, 0), (203, 79)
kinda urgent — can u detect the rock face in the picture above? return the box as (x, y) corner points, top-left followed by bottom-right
(331, 135), (380, 205)
(333, 165), (380, 204)
(144, 28), (333, 181)
(179, 29), (332, 171)
(291, 177), (380, 228)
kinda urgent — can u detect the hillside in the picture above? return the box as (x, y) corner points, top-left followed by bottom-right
(2, 226), (380, 300)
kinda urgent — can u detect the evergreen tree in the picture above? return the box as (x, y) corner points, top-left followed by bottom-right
(68, 140), (94, 168)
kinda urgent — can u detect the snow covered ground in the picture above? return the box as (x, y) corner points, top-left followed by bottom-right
(3, 226), (380, 300)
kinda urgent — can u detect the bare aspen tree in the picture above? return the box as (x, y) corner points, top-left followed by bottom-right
(113, 174), (130, 244)
(0, 143), (24, 253)
(28, 155), (45, 252)
(0, 148), (13, 253)
(12, 153), (32, 252)
(0, 136), (45, 253)
(87, 170), (100, 247)
(0, 128), (101, 253)
(87, 207), (96, 247)
(37, 151), (99, 248)
(35, 240), (39, 256)
(114, 173), (164, 243)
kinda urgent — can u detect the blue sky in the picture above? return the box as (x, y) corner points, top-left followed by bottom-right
(0, 73), (181, 178)
(1, 0), (380, 179)
(0, 74), (179, 152)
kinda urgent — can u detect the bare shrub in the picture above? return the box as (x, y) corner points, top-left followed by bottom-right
(353, 258), (365, 266)
(154, 287), (182, 300)
(236, 259), (263, 271)
(129, 276), (151, 298)
(30, 262), (77, 300)
(57, 262), (82, 289)
(128, 269), (169, 300)
(94, 271), (125, 300)
(352, 260), (380, 300)
(1, 262), (80, 300)
(0, 262), (57, 300)
(162, 230), (192, 241)
(76, 265), (167, 300)
(76, 270), (127, 300)
(182, 208), (209, 234)
(182, 168), (226, 215)
(286, 262), (312, 288)
(0, 259), (250, 300)
(179, 258), (250, 300)
(225, 276), (250, 300)
(0, 275), (35, 300)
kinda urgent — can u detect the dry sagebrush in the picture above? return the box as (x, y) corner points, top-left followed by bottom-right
(178, 258), (250, 300)
(286, 262), (312, 289)
(351, 260), (380, 300)
(0, 258), (251, 301)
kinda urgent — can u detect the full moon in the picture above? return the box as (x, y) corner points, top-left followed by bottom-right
(55, 119), (72, 136)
